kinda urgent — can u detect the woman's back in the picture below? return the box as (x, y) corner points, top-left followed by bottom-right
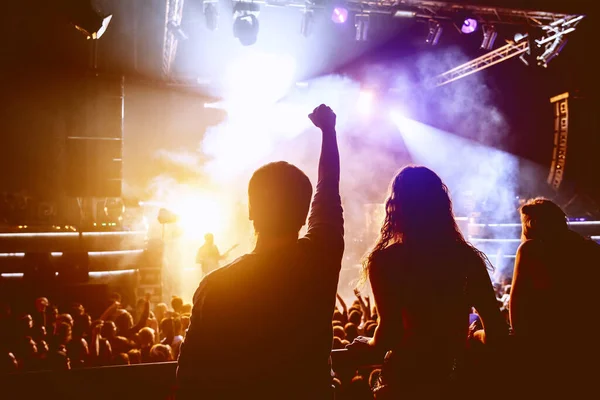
(371, 243), (472, 356)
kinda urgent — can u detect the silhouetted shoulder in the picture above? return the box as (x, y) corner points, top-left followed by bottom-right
(368, 243), (406, 274)
(516, 239), (545, 258)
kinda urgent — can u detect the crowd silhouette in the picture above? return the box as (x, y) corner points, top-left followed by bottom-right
(1, 105), (599, 400)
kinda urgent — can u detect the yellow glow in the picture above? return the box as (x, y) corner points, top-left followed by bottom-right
(170, 189), (231, 241)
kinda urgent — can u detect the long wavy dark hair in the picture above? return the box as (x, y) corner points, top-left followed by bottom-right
(362, 166), (491, 283)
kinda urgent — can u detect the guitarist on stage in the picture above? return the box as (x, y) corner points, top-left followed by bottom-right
(195, 233), (237, 276)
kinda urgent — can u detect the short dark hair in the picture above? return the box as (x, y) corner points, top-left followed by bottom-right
(348, 310), (362, 326)
(248, 161), (312, 236)
(520, 198), (567, 240)
(171, 296), (184, 312)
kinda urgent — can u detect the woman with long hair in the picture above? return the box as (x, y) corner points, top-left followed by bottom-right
(349, 166), (507, 398)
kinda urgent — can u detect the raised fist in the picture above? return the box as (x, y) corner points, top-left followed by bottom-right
(309, 104), (336, 132)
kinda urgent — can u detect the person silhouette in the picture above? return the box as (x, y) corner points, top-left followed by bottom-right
(195, 233), (237, 276)
(510, 198), (600, 398)
(177, 105), (344, 400)
(348, 166), (508, 399)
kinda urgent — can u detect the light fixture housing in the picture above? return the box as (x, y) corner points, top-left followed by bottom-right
(426, 20), (443, 45)
(300, 9), (314, 37)
(233, 2), (260, 46)
(64, 0), (112, 40)
(204, 2), (218, 31)
(355, 14), (369, 41)
(331, 7), (349, 24)
(480, 25), (497, 50)
(461, 18), (478, 34)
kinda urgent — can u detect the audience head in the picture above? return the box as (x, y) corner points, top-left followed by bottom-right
(127, 349), (141, 364)
(46, 305), (58, 324)
(333, 310), (344, 322)
(73, 314), (91, 338)
(34, 297), (49, 313)
(55, 322), (72, 345)
(364, 322), (377, 337)
(180, 315), (190, 334)
(333, 325), (345, 340)
(160, 318), (174, 340)
(112, 352), (129, 365)
(348, 310), (362, 326)
(149, 344), (173, 362)
(57, 313), (73, 327)
(155, 303), (168, 322)
(248, 161), (312, 237)
(109, 292), (122, 304)
(138, 327), (155, 348)
(114, 310), (134, 336)
(171, 296), (184, 314)
(100, 321), (117, 339)
(380, 166), (458, 242)
(344, 323), (359, 342)
(181, 303), (192, 314)
(19, 314), (33, 331)
(519, 198), (568, 241)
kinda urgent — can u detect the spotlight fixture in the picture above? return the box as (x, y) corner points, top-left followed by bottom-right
(460, 17), (478, 34)
(480, 25), (497, 50)
(204, 2), (218, 31)
(539, 37), (568, 67)
(355, 14), (369, 41)
(517, 29), (545, 67)
(331, 7), (349, 24)
(63, 0), (112, 39)
(392, 8), (417, 18)
(300, 9), (314, 37)
(426, 20), (443, 46)
(233, 1), (260, 46)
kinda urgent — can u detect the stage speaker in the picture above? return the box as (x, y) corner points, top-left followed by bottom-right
(65, 137), (122, 197)
(548, 91), (600, 215)
(57, 252), (89, 283)
(65, 74), (124, 198)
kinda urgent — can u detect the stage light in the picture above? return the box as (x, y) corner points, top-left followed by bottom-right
(357, 90), (374, 115)
(426, 20), (443, 45)
(480, 25), (497, 50)
(393, 9), (417, 18)
(300, 10), (314, 37)
(63, 0), (112, 40)
(539, 37), (568, 66)
(204, 2), (218, 31)
(233, 2), (260, 46)
(355, 14), (369, 41)
(461, 18), (478, 34)
(332, 7), (348, 24)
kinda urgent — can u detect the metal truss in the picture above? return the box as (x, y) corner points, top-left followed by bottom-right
(431, 40), (528, 86)
(264, 0), (578, 27)
(162, 0), (186, 79)
(433, 14), (585, 86)
(163, 0), (585, 83)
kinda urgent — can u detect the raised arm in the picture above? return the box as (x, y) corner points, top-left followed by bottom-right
(305, 105), (344, 255)
(363, 256), (402, 352)
(336, 293), (348, 316)
(467, 255), (509, 345)
(509, 241), (538, 336)
(129, 295), (150, 335)
(353, 289), (371, 324)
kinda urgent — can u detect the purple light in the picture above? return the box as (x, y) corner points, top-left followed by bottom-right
(461, 18), (478, 34)
(331, 7), (348, 24)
